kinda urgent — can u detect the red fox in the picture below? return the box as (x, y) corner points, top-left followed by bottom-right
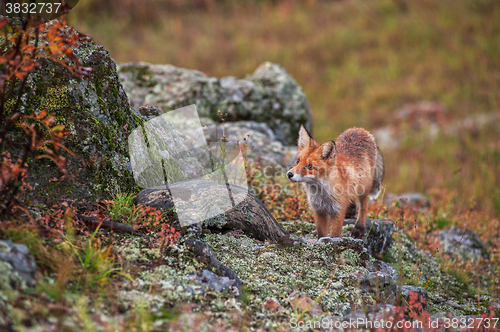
(286, 126), (384, 239)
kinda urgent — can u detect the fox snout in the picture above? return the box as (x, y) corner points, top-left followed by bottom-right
(286, 170), (303, 182)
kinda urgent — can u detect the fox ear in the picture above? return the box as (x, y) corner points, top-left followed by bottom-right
(320, 140), (336, 160)
(298, 125), (314, 151)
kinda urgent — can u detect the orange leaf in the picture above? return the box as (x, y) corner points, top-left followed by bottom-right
(15, 70), (27, 80)
(0, 17), (7, 29)
(42, 115), (55, 127)
(35, 110), (48, 119)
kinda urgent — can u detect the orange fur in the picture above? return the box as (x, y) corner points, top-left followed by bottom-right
(286, 126), (384, 239)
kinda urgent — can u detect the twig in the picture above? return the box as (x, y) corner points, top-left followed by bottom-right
(75, 214), (143, 236)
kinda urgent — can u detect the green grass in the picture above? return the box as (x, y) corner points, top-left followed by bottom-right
(106, 192), (138, 223)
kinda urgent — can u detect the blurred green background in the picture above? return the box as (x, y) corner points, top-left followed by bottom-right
(68, 0), (500, 220)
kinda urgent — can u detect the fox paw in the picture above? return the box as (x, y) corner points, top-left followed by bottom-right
(350, 225), (365, 239)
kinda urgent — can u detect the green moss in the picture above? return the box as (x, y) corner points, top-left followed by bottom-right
(39, 85), (70, 111)
(17, 42), (142, 203)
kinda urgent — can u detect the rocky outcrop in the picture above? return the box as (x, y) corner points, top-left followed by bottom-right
(434, 226), (489, 261)
(15, 27), (313, 205)
(20, 30), (141, 202)
(117, 62), (313, 146)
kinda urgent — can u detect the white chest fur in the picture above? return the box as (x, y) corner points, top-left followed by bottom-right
(303, 181), (340, 216)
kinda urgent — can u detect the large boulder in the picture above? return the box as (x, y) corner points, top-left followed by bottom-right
(16, 27), (141, 202)
(117, 62), (313, 146)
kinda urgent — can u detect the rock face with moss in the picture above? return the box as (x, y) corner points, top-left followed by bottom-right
(20, 34), (140, 201)
(117, 62), (313, 146)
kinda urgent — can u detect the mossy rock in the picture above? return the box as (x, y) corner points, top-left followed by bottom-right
(12, 27), (141, 202)
(117, 62), (313, 145)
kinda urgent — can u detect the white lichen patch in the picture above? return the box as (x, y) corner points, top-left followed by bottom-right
(203, 232), (373, 315)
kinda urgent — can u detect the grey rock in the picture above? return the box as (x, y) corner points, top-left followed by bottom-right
(188, 269), (233, 292)
(133, 105), (162, 120)
(203, 121), (298, 168)
(18, 26), (140, 202)
(384, 192), (430, 208)
(117, 61), (313, 145)
(0, 240), (37, 285)
(362, 261), (398, 304)
(344, 218), (394, 257)
(0, 240), (14, 252)
(434, 226), (489, 261)
(318, 237), (343, 245)
(365, 261), (399, 285)
(316, 237), (367, 254)
(128, 110), (207, 188)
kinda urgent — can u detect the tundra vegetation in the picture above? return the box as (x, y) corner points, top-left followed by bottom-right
(1, 0), (500, 331)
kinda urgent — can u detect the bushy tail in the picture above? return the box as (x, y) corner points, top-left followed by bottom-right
(368, 146), (384, 200)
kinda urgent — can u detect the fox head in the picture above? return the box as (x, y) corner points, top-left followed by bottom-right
(287, 125), (336, 183)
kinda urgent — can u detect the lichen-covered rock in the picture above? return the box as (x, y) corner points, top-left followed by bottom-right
(343, 219), (394, 257)
(203, 232), (373, 315)
(204, 121), (298, 168)
(434, 226), (489, 262)
(362, 260), (398, 304)
(188, 269), (234, 292)
(19, 28), (141, 202)
(117, 61), (313, 145)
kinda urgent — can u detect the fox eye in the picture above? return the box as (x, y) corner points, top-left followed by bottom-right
(295, 158), (300, 164)
(307, 164), (314, 170)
